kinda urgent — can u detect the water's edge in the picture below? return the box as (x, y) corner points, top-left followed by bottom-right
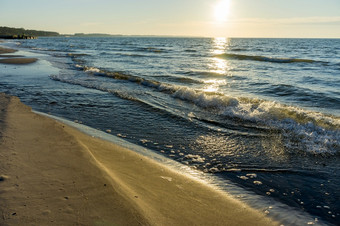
(34, 110), (326, 226)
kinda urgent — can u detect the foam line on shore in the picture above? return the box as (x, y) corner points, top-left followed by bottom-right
(26, 109), (276, 225)
(34, 110), (323, 226)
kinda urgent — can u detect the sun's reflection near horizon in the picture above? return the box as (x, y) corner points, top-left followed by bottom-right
(212, 37), (228, 55)
(209, 37), (231, 75)
(203, 37), (232, 93)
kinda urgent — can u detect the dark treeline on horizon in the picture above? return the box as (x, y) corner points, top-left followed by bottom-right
(0, 26), (59, 37)
(0, 26), (121, 38)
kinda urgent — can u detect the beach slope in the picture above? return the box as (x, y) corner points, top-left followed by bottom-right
(0, 93), (277, 226)
(0, 46), (37, 64)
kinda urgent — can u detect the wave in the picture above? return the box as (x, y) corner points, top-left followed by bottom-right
(260, 84), (340, 108)
(230, 48), (247, 52)
(31, 47), (66, 52)
(49, 74), (141, 104)
(51, 65), (340, 155)
(184, 49), (197, 53)
(67, 53), (89, 57)
(171, 87), (340, 155)
(180, 70), (246, 79)
(115, 53), (149, 57)
(217, 53), (322, 64)
(135, 47), (166, 53)
(31, 47), (48, 51)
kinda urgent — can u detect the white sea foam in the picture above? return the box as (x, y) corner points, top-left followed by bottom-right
(51, 70), (340, 155)
(83, 66), (101, 73)
(75, 64), (83, 69)
(184, 154), (206, 163)
(238, 176), (249, 180)
(167, 86), (339, 154)
(246, 173), (257, 178)
(253, 181), (263, 185)
(35, 110), (326, 226)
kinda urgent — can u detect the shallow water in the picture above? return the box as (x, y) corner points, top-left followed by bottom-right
(0, 37), (339, 225)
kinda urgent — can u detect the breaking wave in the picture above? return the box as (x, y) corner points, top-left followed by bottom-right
(51, 64), (340, 155)
(217, 53), (323, 64)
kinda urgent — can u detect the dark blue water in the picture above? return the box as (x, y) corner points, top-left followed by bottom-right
(1, 37), (339, 225)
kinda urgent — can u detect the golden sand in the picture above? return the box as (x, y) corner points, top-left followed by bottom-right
(0, 94), (277, 225)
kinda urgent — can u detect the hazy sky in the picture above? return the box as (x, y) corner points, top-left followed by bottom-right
(1, 0), (340, 38)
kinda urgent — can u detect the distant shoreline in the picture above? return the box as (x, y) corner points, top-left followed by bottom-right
(1, 26), (340, 39)
(0, 35), (36, 39)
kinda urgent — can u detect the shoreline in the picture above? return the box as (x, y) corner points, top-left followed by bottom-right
(0, 38), (335, 225)
(0, 46), (37, 65)
(0, 93), (278, 225)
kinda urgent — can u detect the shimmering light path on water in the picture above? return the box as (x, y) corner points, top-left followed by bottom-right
(1, 37), (339, 225)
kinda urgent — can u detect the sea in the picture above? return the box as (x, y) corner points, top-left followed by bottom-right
(0, 37), (339, 225)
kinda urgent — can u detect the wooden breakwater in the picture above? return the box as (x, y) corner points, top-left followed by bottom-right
(0, 35), (37, 39)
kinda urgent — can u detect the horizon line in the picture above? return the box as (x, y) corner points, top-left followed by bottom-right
(2, 25), (340, 39)
(59, 34), (340, 39)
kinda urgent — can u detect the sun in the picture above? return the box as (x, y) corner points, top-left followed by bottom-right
(214, 0), (230, 22)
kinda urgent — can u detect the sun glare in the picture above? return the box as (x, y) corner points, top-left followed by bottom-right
(214, 0), (230, 22)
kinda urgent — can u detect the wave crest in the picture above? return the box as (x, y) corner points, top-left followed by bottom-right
(52, 64), (340, 155)
(217, 53), (321, 64)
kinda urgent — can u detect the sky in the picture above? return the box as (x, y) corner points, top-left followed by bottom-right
(1, 0), (340, 38)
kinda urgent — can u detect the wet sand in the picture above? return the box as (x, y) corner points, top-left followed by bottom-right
(0, 42), (278, 225)
(0, 58), (38, 64)
(0, 46), (37, 65)
(0, 93), (278, 225)
(0, 46), (17, 54)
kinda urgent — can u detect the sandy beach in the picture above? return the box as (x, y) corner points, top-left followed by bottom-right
(0, 92), (277, 225)
(0, 46), (37, 65)
(0, 43), (279, 225)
